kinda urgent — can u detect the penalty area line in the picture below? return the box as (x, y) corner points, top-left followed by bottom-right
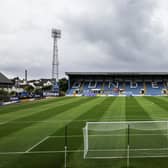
(25, 136), (49, 153)
(0, 150), (84, 155)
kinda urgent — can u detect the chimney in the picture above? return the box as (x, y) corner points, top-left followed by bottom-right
(25, 69), (27, 83)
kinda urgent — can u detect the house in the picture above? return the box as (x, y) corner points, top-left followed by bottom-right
(0, 72), (13, 90)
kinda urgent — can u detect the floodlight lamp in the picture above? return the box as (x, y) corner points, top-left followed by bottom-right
(52, 29), (61, 38)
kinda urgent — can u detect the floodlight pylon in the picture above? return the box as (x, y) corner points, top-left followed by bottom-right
(51, 28), (61, 83)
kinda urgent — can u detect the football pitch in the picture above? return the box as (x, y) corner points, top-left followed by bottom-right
(1, 96), (168, 168)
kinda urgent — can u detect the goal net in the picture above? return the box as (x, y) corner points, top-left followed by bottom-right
(83, 121), (168, 159)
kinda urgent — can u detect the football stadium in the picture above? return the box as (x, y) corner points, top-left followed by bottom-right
(1, 1), (168, 167)
(1, 72), (168, 168)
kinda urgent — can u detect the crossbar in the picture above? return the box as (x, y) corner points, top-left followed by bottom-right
(87, 120), (168, 124)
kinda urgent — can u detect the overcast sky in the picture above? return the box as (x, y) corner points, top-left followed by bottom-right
(0, 0), (168, 79)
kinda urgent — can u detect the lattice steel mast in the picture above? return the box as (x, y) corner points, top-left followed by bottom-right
(51, 29), (61, 82)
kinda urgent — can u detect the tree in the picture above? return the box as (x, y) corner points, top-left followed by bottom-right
(24, 85), (34, 94)
(42, 85), (53, 91)
(9, 91), (17, 97)
(59, 78), (68, 95)
(0, 89), (10, 102)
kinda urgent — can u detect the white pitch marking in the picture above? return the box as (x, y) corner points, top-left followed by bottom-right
(49, 135), (83, 138)
(25, 136), (49, 153)
(49, 134), (168, 138)
(1, 148), (168, 156)
(0, 151), (26, 155)
(0, 119), (168, 125)
(0, 150), (84, 155)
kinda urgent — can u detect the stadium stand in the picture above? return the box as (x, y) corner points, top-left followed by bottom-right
(125, 81), (143, 95)
(145, 81), (163, 96)
(66, 72), (168, 96)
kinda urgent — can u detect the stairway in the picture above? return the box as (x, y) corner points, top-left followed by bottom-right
(80, 81), (84, 94)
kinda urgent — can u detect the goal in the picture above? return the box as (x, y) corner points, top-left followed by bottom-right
(83, 121), (168, 161)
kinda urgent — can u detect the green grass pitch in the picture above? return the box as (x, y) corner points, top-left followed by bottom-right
(1, 96), (168, 168)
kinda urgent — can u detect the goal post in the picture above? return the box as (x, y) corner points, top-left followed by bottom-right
(83, 121), (168, 160)
(83, 121), (128, 159)
(83, 123), (89, 159)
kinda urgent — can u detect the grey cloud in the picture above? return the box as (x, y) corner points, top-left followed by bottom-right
(0, 0), (168, 79)
(62, 0), (167, 69)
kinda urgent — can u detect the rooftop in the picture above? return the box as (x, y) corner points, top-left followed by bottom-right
(0, 72), (12, 84)
(66, 72), (168, 76)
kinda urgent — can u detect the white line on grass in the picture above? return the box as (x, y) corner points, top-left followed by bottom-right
(25, 136), (49, 153)
(2, 148), (168, 155)
(0, 151), (26, 155)
(30, 150), (83, 153)
(1, 149), (168, 160)
(0, 150), (83, 155)
(0, 148), (168, 156)
(87, 148), (168, 152)
(86, 155), (168, 159)
(0, 120), (82, 125)
(49, 133), (168, 138)
(1, 119), (168, 125)
(49, 135), (83, 138)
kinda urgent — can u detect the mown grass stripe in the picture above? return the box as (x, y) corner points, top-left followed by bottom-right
(0, 97), (73, 114)
(28, 97), (116, 167)
(144, 97), (168, 115)
(0, 97), (95, 138)
(1, 97), (168, 168)
(0, 97), (75, 119)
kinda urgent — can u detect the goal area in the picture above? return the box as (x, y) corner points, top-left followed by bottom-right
(83, 121), (168, 160)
